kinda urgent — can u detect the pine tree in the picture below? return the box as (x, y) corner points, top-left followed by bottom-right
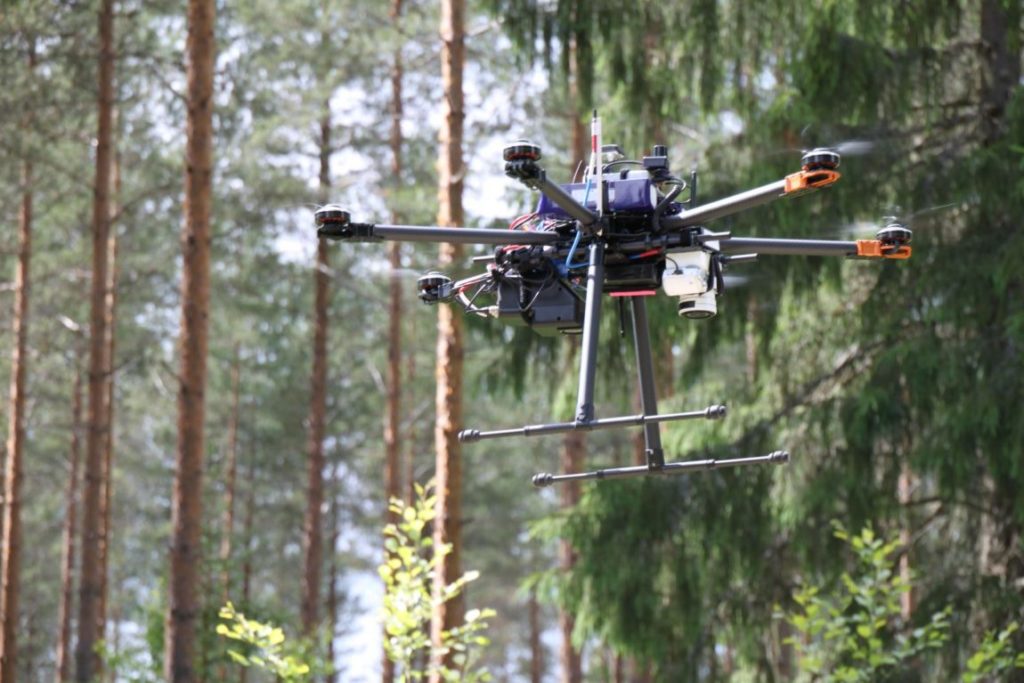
(430, 0), (466, 677)
(55, 367), (82, 683)
(219, 344), (241, 602)
(0, 40), (34, 683)
(528, 589), (543, 683)
(382, 2), (405, 681)
(75, 1), (115, 677)
(164, 0), (215, 679)
(504, 0), (1024, 676)
(325, 482), (341, 683)
(95, 105), (122, 671)
(557, 38), (588, 681)
(300, 97), (331, 636)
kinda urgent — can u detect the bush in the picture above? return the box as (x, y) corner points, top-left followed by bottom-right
(380, 482), (495, 682)
(779, 523), (1022, 682)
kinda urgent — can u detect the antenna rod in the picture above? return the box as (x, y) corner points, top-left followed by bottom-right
(591, 109), (603, 217)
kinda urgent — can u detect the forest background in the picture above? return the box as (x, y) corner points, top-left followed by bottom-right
(0, 0), (1022, 681)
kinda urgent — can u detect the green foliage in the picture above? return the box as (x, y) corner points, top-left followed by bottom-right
(781, 524), (950, 681)
(782, 524), (1024, 682)
(97, 640), (162, 683)
(215, 602), (315, 682)
(963, 623), (1024, 683)
(505, 1), (1024, 677)
(5, 0), (1024, 679)
(380, 482), (495, 683)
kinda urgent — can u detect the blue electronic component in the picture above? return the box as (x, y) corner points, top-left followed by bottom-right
(536, 176), (656, 218)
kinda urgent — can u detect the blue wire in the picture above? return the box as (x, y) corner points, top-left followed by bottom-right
(564, 177), (592, 270)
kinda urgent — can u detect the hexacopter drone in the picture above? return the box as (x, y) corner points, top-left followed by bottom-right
(315, 113), (912, 487)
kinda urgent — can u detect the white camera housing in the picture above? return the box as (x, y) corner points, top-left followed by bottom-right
(662, 250), (711, 297)
(662, 249), (718, 319)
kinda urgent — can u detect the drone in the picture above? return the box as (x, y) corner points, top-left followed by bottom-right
(315, 113), (912, 487)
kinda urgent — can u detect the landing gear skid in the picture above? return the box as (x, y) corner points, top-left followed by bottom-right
(457, 243), (791, 486)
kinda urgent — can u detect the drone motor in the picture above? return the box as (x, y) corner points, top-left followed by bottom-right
(314, 204), (351, 239)
(876, 222), (913, 247)
(503, 139), (542, 162)
(801, 148), (841, 172)
(417, 272), (453, 303)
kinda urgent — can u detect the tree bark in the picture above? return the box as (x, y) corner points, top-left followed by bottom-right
(325, 488), (340, 683)
(220, 345), (241, 602)
(301, 103), (332, 636)
(568, 38), (587, 174)
(0, 97), (33, 683)
(164, 0), (215, 679)
(745, 295), (758, 384)
(631, 390), (645, 466)
(528, 589), (543, 683)
(106, 565), (122, 683)
(239, 456), (255, 683)
(382, 2), (404, 681)
(404, 348), (417, 506)
(76, 2), (115, 677)
(979, 0), (1020, 143)
(629, 659), (652, 683)
(429, 0), (466, 678)
(558, 429), (584, 683)
(55, 369), (83, 683)
(96, 109), (122, 676)
(559, 39), (587, 681)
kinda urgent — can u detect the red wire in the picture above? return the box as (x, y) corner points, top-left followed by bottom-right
(509, 212), (538, 231)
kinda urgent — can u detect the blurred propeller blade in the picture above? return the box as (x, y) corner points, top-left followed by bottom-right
(831, 139), (874, 156)
(722, 274), (751, 288)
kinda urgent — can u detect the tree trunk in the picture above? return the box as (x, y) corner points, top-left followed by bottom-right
(568, 38), (587, 172)
(239, 456), (255, 683)
(558, 430), (584, 683)
(107, 565), (122, 683)
(325, 488), (340, 683)
(164, 0), (215, 679)
(220, 345), (241, 602)
(404, 348), (417, 506)
(528, 589), (543, 683)
(214, 346), (241, 683)
(979, 0), (1020, 143)
(429, 0), (466, 678)
(631, 390), (645, 466)
(76, 2), (115, 677)
(898, 463), (914, 619)
(745, 295), (758, 384)
(0, 103), (33, 683)
(55, 369), (83, 683)
(96, 109), (122, 675)
(559, 37), (588, 683)
(382, 2), (404, 680)
(629, 659), (652, 683)
(301, 104), (332, 636)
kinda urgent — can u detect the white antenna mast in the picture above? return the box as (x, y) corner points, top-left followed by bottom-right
(591, 109), (603, 217)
